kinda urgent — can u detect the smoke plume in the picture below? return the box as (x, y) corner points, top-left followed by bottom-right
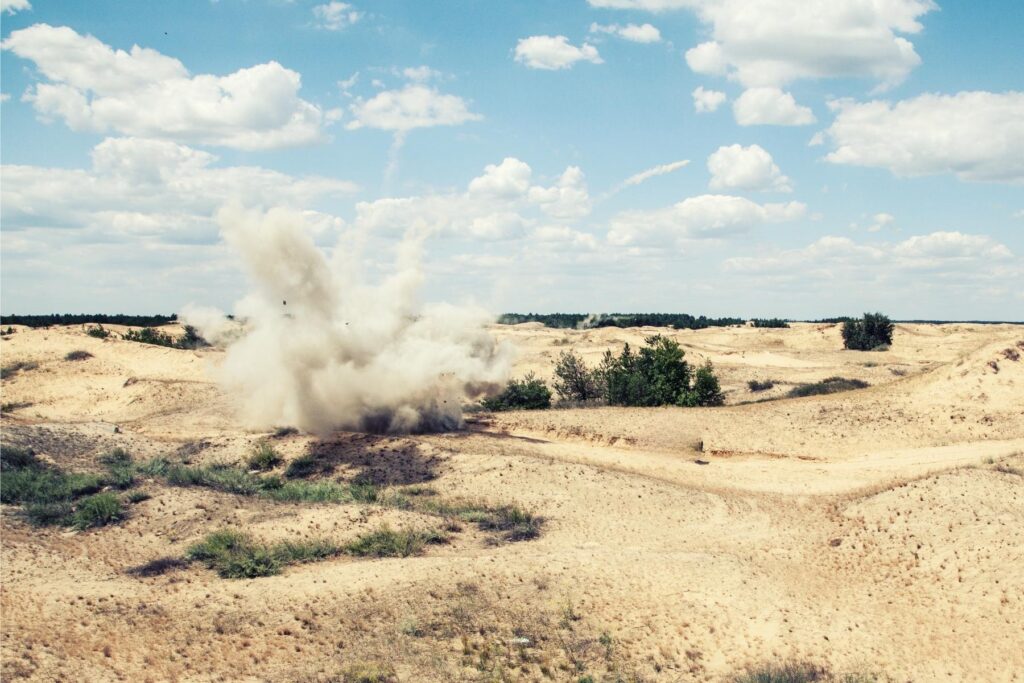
(183, 203), (512, 435)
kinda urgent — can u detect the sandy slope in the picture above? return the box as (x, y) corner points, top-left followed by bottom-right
(1, 322), (1022, 681)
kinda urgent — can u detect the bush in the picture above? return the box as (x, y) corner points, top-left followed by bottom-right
(65, 350), (93, 361)
(841, 313), (894, 351)
(481, 372), (552, 411)
(748, 379), (774, 392)
(72, 492), (124, 529)
(122, 325), (208, 349)
(552, 350), (601, 402)
(787, 377), (869, 398)
(247, 442), (282, 471)
(594, 335), (724, 408)
(86, 325), (110, 339)
(344, 525), (447, 558)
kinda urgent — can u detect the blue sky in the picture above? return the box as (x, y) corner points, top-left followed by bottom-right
(1, 0), (1022, 319)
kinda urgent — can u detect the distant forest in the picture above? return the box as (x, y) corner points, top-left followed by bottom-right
(497, 313), (745, 329)
(0, 314), (178, 328)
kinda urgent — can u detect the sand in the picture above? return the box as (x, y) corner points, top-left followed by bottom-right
(1, 322), (1022, 681)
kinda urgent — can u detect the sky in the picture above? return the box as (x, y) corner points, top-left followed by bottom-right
(1, 0), (1022, 320)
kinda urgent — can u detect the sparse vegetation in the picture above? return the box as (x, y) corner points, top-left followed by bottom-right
(64, 350), (93, 361)
(186, 529), (344, 578)
(476, 505), (544, 542)
(284, 453), (326, 478)
(842, 313), (894, 351)
(344, 525), (447, 558)
(748, 379), (775, 392)
(86, 325), (111, 339)
(481, 372), (552, 411)
(121, 324), (208, 349)
(1, 360), (39, 379)
(339, 662), (397, 683)
(732, 661), (878, 682)
(246, 441), (282, 471)
(787, 377), (869, 398)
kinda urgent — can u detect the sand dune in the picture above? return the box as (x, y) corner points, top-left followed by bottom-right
(1, 322), (1022, 681)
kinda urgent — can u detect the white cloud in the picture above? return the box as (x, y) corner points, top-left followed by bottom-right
(725, 231), (1014, 276)
(402, 65), (442, 82)
(596, 0), (934, 90)
(733, 87), (815, 126)
(354, 158), (591, 239)
(0, 93), (10, 102)
(615, 160), (690, 193)
(824, 91), (1024, 184)
(312, 2), (362, 31)
(514, 35), (603, 70)
(531, 225), (599, 250)
(1, 137), (356, 243)
(692, 86), (726, 113)
(1, 24), (326, 150)
(589, 23), (662, 43)
(707, 144), (791, 192)
(1, 0), (31, 14)
(346, 84), (480, 132)
(608, 194), (805, 246)
(866, 212), (895, 232)
(1013, 210), (1024, 220)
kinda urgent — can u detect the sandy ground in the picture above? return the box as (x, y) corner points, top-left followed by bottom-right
(1, 321), (1022, 682)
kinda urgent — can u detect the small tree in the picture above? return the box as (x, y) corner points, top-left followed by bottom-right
(681, 361), (725, 407)
(842, 312), (894, 351)
(552, 350), (601, 402)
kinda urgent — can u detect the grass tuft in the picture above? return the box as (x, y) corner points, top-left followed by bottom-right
(344, 525), (447, 558)
(748, 379), (775, 392)
(186, 529), (343, 579)
(1, 360), (39, 379)
(246, 441), (282, 471)
(72, 492), (125, 529)
(65, 350), (93, 361)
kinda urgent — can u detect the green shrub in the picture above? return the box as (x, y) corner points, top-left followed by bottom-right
(86, 325), (110, 339)
(344, 525), (447, 558)
(1, 445), (40, 471)
(552, 350), (602, 402)
(748, 379), (774, 392)
(787, 377), (869, 398)
(841, 313), (894, 351)
(101, 448), (135, 489)
(247, 441), (282, 471)
(481, 372), (552, 411)
(270, 538), (343, 565)
(680, 361), (725, 407)
(65, 350), (93, 361)
(72, 492), (124, 529)
(122, 327), (178, 347)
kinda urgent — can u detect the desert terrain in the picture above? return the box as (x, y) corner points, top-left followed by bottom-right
(1, 321), (1022, 682)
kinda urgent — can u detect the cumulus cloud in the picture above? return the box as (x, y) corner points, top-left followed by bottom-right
(589, 23), (662, 43)
(346, 84), (480, 132)
(514, 35), (603, 70)
(608, 194), (805, 246)
(692, 86), (726, 113)
(312, 2), (362, 31)
(1, 137), (355, 242)
(733, 87), (815, 126)
(1, 24), (328, 150)
(866, 213), (895, 232)
(354, 157), (591, 239)
(824, 91), (1024, 184)
(595, 0), (934, 90)
(707, 144), (791, 192)
(1, 0), (31, 14)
